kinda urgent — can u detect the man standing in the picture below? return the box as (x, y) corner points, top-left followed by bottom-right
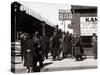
(74, 34), (83, 61)
(63, 31), (70, 58)
(21, 34), (33, 73)
(32, 31), (44, 72)
(51, 32), (60, 61)
(42, 34), (50, 59)
(91, 33), (97, 59)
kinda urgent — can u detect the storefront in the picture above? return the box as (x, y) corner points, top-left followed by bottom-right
(11, 2), (55, 42)
(71, 5), (97, 56)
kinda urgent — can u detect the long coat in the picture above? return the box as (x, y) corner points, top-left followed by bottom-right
(21, 38), (26, 57)
(32, 36), (44, 62)
(74, 38), (82, 56)
(21, 39), (33, 67)
(68, 35), (73, 54)
(51, 35), (60, 56)
(41, 36), (50, 56)
(72, 36), (79, 56)
(63, 34), (71, 54)
(91, 36), (97, 57)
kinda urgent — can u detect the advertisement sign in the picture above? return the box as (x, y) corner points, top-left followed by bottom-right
(80, 17), (97, 36)
(59, 10), (72, 20)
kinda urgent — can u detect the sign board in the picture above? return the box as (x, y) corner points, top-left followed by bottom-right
(80, 17), (97, 36)
(68, 24), (73, 29)
(59, 10), (72, 20)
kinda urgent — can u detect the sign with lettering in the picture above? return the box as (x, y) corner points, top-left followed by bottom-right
(59, 10), (72, 20)
(80, 17), (97, 36)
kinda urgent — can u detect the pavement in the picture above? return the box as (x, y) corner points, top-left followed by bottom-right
(11, 55), (97, 73)
(11, 41), (97, 73)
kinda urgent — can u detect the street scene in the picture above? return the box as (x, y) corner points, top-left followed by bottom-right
(11, 2), (97, 73)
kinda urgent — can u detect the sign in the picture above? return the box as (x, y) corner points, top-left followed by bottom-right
(68, 24), (73, 29)
(80, 17), (97, 36)
(59, 10), (72, 20)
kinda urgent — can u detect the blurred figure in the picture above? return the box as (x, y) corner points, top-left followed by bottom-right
(32, 31), (44, 72)
(91, 33), (97, 59)
(21, 34), (33, 73)
(63, 31), (70, 58)
(80, 38), (86, 60)
(72, 34), (77, 58)
(42, 34), (50, 59)
(51, 32), (60, 61)
(20, 33), (25, 61)
(68, 33), (73, 57)
(58, 36), (63, 59)
(74, 34), (83, 61)
(49, 36), (53, 57)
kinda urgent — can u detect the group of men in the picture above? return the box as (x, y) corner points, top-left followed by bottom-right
(20, 31), (50, 72)
(50, 31), (84, 61)
(19, 30), (97, 73)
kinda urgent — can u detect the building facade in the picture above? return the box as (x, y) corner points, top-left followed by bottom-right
(70, 5), (97, 56)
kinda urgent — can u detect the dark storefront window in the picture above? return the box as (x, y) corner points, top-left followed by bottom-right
(81, 36), (92, 47)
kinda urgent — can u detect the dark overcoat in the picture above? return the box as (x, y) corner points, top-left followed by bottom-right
(51, 35), (60, 56)
(74, 38), (82, 56)
(32, 36), (44, 62)
(22, 39), (33, 67)
(41, 36), (50, 56)
(91, 36), (97, 57)
(63, 34), (71, 54)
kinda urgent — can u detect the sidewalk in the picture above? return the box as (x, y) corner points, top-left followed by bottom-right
(42, 58), (97, 72)
(12, 56), (97, 73)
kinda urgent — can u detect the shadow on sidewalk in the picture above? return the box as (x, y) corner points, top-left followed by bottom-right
(43, 62), (53, 67)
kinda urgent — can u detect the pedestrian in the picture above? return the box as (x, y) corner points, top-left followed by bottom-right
(20, 33), (26, 61)
(32, 32), (44, 72)
(58, 36), (63, 59)
(38, 35), (44, 68)
(80, 39), (86, 60)
(91, 33), (97, 59)
(68, 33), (73, 57)
(63, 31), (70, 58)
(72, 34), (76, 58)
(49, 36), (53, 57)
(51, 32), (60, 61)
(42, 34), (50, 59)
(21, 34), (33, 73)
(74, 34), (83, 61)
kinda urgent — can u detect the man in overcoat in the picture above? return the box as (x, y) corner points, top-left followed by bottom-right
(91, 33), (97, 59)
(51, 32), (60, 60)
(63, 31), (70, 58)
(21, 34), (33, 72)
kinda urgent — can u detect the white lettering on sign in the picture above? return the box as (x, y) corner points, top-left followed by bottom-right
(80, 17), (97, 36)
(59, 10), (72, 20)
